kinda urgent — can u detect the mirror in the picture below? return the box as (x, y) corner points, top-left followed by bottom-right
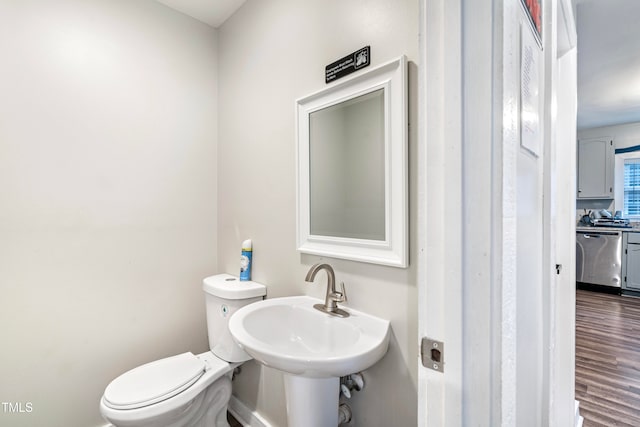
(309, 88), (386, 240)
(296, 56), (407, 267)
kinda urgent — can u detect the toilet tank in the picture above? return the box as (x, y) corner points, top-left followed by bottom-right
(202, 274), (266, 362)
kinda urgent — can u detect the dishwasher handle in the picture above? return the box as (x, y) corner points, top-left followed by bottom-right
(577, 230), (621, 238)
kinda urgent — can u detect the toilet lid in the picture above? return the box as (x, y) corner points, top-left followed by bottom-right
(103, 352), (206, 410)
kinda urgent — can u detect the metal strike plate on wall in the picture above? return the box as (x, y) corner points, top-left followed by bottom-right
(421, 337), (444, 373)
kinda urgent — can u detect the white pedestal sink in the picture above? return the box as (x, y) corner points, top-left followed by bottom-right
(228, 295), (390, 427)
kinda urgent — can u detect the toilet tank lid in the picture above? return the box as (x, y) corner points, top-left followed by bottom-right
(203, 274), (266, 299)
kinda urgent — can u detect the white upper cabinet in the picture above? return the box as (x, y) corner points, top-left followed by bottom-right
(577, 137), (614, 199)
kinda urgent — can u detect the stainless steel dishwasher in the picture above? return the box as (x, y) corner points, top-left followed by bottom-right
(576, 230), (622, 288)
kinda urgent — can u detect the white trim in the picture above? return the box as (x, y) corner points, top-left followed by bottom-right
(417, 0), (428, 423)
(557, 0), (577, 56)
(97, 397), (271, 427)
(501, 1), (521, 423)
(574, 400), (584, 427)
(418, 0), (465, 424)
(615, 152), (640, 218)
(228, 395), (272, 427)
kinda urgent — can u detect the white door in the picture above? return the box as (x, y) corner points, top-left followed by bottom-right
(418, 0), (577, 425)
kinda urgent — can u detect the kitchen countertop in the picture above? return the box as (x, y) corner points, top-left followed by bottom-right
(577, 226), (640, 232)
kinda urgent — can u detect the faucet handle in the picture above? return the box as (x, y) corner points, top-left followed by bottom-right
(331, 281), (348, 303)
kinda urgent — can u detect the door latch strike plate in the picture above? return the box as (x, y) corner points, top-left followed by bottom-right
(421, 337), (444, 373)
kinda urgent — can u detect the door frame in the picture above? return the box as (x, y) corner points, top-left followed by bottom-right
(417, 0), (504, 424)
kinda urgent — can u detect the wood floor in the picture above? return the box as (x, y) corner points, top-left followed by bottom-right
(227, 411), (243, 427)
(576, 289), (640, 426)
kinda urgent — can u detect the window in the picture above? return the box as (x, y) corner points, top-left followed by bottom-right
(624, 158), (640, 216)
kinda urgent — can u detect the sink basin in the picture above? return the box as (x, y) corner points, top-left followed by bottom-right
(228, 295), (390, 378)
(229, 295), (390, 426)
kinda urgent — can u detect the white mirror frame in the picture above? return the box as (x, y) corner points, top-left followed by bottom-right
(296, 56), (408, 268)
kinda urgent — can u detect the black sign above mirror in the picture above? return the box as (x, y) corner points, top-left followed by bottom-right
(325, 46), (371, 84)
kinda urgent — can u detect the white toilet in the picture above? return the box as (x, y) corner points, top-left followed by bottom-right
(100, 274), (266, 427)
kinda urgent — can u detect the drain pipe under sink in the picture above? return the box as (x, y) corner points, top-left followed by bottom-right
(338, 403), (352, 424)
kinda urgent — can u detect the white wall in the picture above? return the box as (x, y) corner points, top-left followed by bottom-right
(217, 0), (419, 425)
(579, 121), (640, 150)
(0, 2), (218, 426)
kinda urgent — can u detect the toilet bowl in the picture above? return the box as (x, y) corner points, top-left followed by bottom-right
(100, 352), (235, 427)
(100, 274), (266, 427)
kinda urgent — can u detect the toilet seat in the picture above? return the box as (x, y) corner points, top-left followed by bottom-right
(103, 352), (206, 410)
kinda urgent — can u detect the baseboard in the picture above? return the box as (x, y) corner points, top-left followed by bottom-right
(574, 400), (584, 427)
(99, 397), (269, 427)
(228, 395), (272, 427)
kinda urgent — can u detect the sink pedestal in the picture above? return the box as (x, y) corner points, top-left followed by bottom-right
(283, 375), (339, 427)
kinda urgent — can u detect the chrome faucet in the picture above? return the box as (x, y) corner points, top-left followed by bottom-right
(305, 263), (349, 317)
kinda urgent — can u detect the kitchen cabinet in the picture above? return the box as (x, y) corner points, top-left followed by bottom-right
(577, 137), (614, 199)
(622, 232), (640, 290)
